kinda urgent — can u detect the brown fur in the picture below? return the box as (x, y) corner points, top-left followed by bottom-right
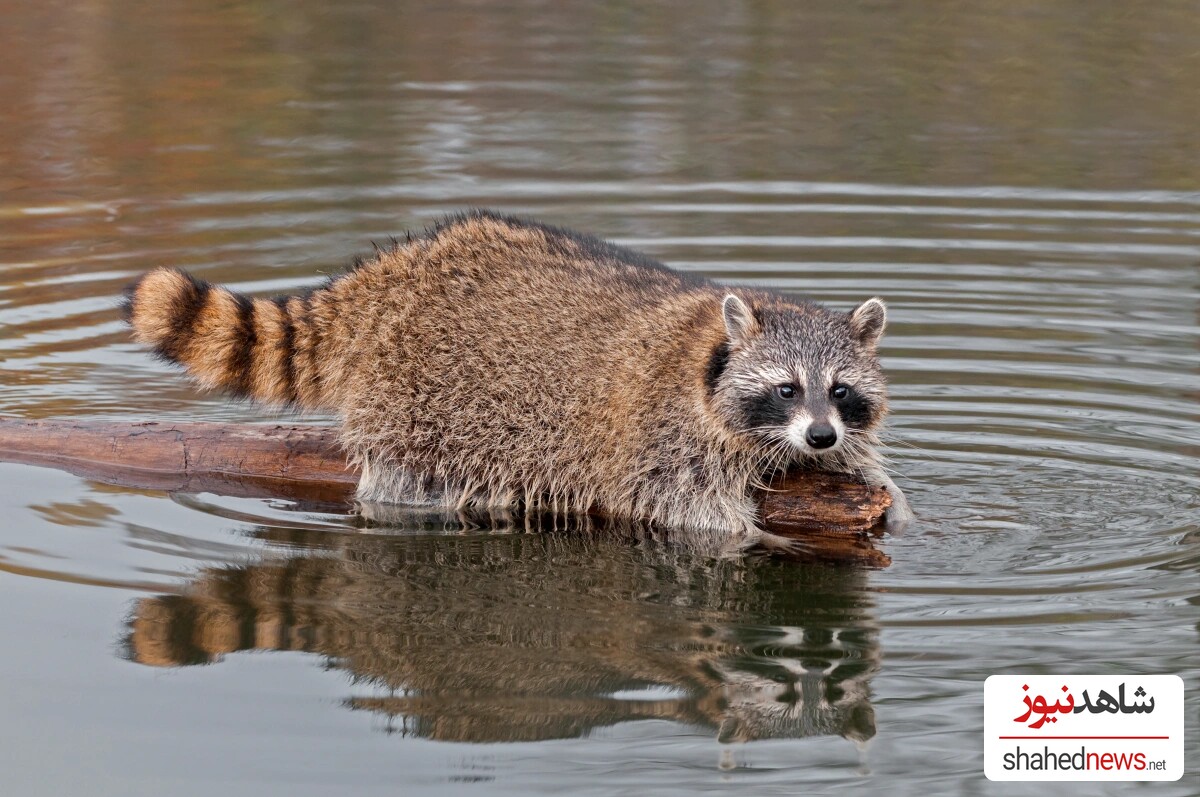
(125, 211), (905, 541)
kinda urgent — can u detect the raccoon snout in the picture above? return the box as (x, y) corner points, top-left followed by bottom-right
(804, 423), (838, 449)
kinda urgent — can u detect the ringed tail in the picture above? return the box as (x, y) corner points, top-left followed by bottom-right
(123, 267), (334, 410)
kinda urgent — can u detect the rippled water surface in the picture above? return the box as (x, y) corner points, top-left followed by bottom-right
(1, 2), (1198, 795)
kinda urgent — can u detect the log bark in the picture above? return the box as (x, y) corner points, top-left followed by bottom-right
(0, 417), (890, 565)
(0, 418), (356, 503)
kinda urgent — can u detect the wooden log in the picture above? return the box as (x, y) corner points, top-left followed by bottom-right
(0, 417), (891, 564)
(0, 418), (356, 504)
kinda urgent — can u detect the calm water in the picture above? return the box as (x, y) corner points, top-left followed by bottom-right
(1, 2), (1198, 795)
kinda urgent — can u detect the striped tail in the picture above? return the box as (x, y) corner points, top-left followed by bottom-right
(123, 267), (332, 409)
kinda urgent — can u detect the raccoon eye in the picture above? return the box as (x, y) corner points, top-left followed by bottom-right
(831, 384), (850, 400)
(775, 384), (797, 400)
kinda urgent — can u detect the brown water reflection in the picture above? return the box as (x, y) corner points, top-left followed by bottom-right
(127, 529), (878, 745)
(4, 0), (1199, 200)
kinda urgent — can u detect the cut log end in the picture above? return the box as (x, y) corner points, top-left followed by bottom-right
(0, 417), (890, 565)
(759, 470), (892, 566)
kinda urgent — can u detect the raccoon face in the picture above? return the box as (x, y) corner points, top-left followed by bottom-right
(707, 294), (889, 463)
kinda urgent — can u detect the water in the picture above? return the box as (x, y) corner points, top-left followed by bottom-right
(1, 2), (1198, 795)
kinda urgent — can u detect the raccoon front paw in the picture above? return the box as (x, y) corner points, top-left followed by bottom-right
(883, 484), (914, 533)
(863, 466), (913, 533)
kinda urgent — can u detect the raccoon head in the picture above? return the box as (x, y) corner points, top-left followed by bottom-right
(706, 293), (889, 468)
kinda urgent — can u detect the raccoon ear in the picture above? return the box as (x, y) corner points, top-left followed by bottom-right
(722, 294), (759, 345)
(849, 297), (887, 348)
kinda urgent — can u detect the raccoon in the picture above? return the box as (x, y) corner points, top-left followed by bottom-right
(124, 210), (912, 544)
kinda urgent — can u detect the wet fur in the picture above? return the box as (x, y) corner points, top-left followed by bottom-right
(124, 210), (899, 544)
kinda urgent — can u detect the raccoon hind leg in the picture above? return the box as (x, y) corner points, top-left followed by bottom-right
(353, 451), (448, 507)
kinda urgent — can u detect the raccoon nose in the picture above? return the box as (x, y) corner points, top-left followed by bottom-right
(805, 423), (838, 449)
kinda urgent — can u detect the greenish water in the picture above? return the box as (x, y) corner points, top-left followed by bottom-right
(0, 2), (1197, 795)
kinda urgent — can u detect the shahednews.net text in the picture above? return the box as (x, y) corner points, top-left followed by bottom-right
(1002, 745), (1170, 772)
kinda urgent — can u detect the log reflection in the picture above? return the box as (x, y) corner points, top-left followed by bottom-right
(126, 526), (879, 745)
